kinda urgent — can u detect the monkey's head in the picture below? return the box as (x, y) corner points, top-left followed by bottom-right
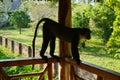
(80, 28), (91, 40)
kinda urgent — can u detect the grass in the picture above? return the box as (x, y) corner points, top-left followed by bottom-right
(80, 43), (120, 72)
(81, 54), (120, 72)
(0, 28), (34, 45)
(0, 27), (120, 73)
(79, 37), (120, 72)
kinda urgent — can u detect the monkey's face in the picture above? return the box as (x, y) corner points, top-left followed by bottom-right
(81, 28), (91, 40)
(80, 33), (91, 40)
(85, 32), (91, 40)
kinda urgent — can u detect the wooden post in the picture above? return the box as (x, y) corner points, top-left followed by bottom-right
(11, 40), (14, 53)
(28, 46), (32, 57)
(48, 63), (53, 80)
(0, 36), (2, 45)
(5, 38), (8, 48)
(59, 0), (72, 80)
(0, 67), (10, 80)
(70, 66), (75, 80)
(97, 76), (104, 80)
(19, 43), (22, 55)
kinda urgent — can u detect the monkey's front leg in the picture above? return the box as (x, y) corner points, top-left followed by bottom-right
(40, 52), (48, 62)
(71, 39), (81, 64)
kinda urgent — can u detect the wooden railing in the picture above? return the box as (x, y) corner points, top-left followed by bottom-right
(65, 58), (120, 80)
(0, 57), (120, 80)
(0, 57), (58, 80)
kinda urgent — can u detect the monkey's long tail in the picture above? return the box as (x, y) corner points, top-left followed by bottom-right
(32, 18), (47, 57)
(32, 18), (47, 69)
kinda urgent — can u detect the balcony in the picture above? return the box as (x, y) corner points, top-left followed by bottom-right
(0, 57), (120, 80)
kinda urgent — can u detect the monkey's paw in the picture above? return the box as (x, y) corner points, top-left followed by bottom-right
(76, 60), (81, 65)
(74, 59), (81, 65)
(41, 56), (48, 62)
(51, 55), (59, 61)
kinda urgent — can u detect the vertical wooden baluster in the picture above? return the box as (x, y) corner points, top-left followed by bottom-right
(97, 76), (104, 80)
(0, 67), (10, 80)
(48, 62), (53, 80)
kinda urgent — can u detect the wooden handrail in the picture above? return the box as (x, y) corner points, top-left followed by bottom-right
(64, 58), (120, 80)
(9, 72), (43, 79)
(0, 57), (58, 80)
(0, 57), (120, 80)
(0, 57), (58, 67)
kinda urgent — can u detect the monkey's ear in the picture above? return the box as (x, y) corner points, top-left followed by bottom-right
(81, 28), (86, 34)
(82, 28), (91, 34)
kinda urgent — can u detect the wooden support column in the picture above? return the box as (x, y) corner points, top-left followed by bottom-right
(0, 67), (9, 80)
(59, 0), (71, 80)
(48, 63), (53, 80)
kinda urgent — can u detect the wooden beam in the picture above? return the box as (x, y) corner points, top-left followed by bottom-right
(0, 57), (58, 67)
(9, 72), (43, 79)
(0, 67), (9, 80)
(38, 65), (48, 80)
(48, 63), (53, 80)
(97, 76), (104, 80)
(58, 0), (72, 80)
(58, 0), (72, 57)
(75, 74), (84, 80)
(70, 66), (75, 80)
(65, 58), (120, 80)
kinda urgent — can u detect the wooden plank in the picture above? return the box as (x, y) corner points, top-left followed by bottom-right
(9, 72), (42, 80)
(75, 74), (85, 80)
(59, 0), (72, 80)
(97, 76), (103, 80)
(0, 67), (9, 80)
(70, 66), (75, 80)
(39, 65), (48, 80)
(65, 58), (120, 80)
(0, 74), (2, 80)
(48, 63), (53, 80)
(0, 57), (58, 67)
(70, 66), (85, 80)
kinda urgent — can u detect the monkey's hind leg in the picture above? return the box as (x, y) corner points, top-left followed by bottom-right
(40, 37), (50, 61)
(50, 37), (59, 60)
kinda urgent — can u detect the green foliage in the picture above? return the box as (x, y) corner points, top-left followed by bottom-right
(0, 46), (20, 59)
(20, 1), (58, 20)
(20, 1), (58, 28)
(0, 1), (12, 12)
(5, 65), (39, 80)
(91, 3), (115, 43)
(72, 3), (115, 43)
(106, 0), (120, 58)
(72, 4), (90, 28)
(10, 10), (31, 28)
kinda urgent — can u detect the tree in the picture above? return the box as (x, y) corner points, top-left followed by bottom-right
(91, 3), (115, 43)
(0, 1), (12, 13)
(106, 0), (120, 58)
(10, 10), (31, 34)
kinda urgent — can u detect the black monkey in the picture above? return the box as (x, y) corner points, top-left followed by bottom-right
(32, 18), (91, 64)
